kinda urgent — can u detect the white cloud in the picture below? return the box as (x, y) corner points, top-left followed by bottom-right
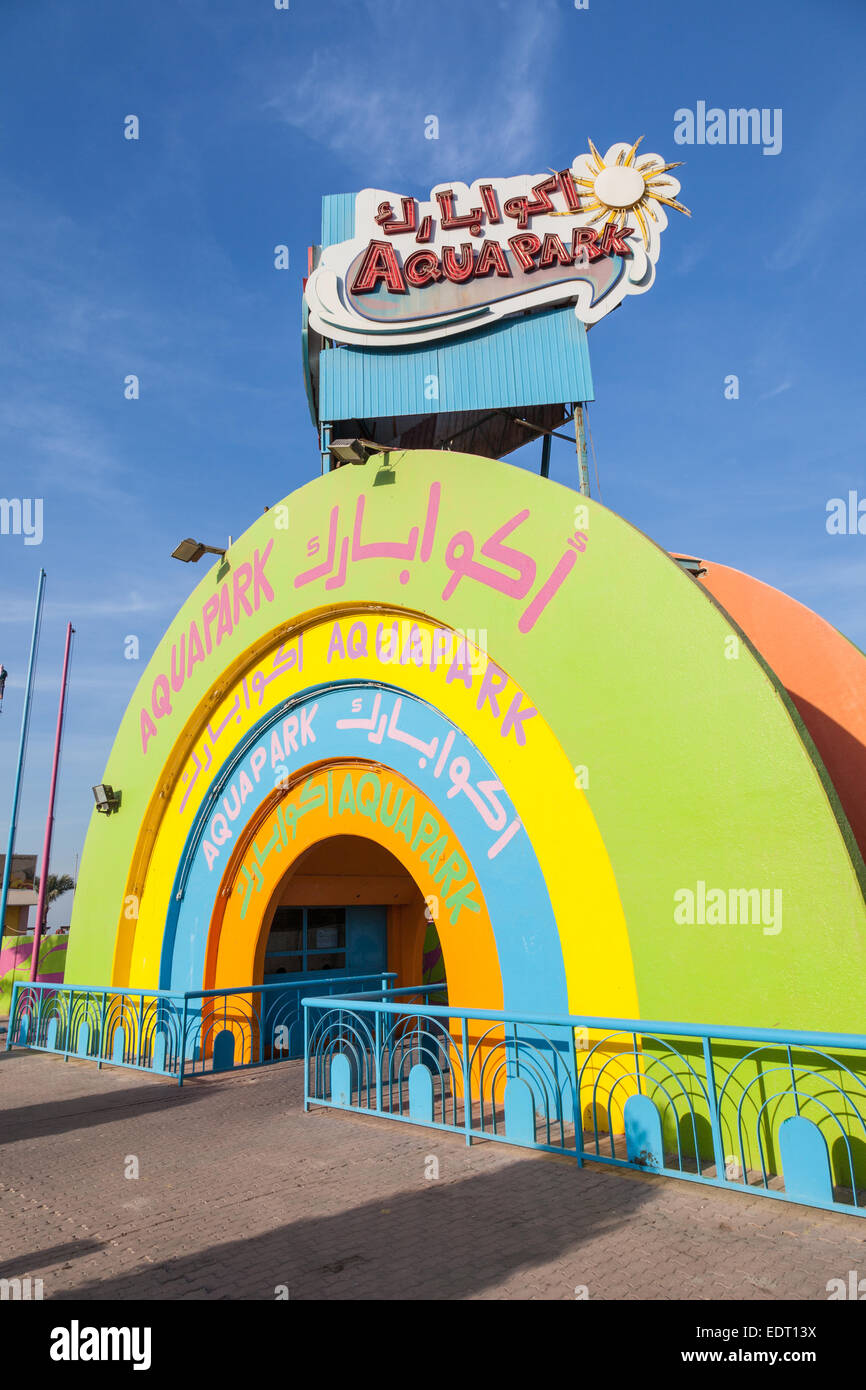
(261, 2), (557, 185)
(757, 381), (792, 401)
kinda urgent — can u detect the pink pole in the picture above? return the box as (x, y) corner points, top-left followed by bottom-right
(30, 623), (74, 982)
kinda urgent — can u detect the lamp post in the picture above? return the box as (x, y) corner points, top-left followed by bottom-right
(0, 569), (46, 942)
(30, 621), (74, 981)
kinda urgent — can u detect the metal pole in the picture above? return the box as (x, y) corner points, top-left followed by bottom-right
(30, 621), (74, 981)
(462, 1016), (472, 1146)
(180, 993), (188, 1086)
(539, 432), (551, 479)
(0, 569), (46, 943)
(320, 421), (332, 475)
(574, 405), (591, 496)
(303, 1003), (310, 1111)
(701, 1035), (727, 1182)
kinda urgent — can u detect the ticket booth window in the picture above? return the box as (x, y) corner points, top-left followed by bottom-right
(264, 907), (347, 979)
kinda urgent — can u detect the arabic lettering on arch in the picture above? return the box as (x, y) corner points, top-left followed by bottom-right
(294, 481), (588, 633)
(177, 635), (304, 815)
(335, 689), (520, 860)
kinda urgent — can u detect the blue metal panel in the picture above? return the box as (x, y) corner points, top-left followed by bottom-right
(319, 304), (594, 422)
(153, 1029), (169, 1073)
(779, 1115), (833, 1205)
(504, 1075), (537, 1145)
(212, 1029), (235, 1072)
(321, 193), (356, 248)
(330, 1052), (353, 1107)
(408, 1063), (435, 1123)
(347, 906), (387, 976)
(624, 1094), (664, 1170)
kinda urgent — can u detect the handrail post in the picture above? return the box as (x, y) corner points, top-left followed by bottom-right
(7, 983), (18, 1048)
(701, 1035), (726, 1182)
(462, 1016), (472, 1146)
(97, 990), (107, 1069)
(572, 1026), (584, 1169)
(61, 987), (70, 1058)
(303, 1003), (310, 1111)
(180, 993), (188, 1086)
(375, 1005), (382, 1114)
(786, 1044), (801, 1116)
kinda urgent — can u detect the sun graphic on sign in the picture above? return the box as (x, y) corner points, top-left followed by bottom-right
(556, 137), (691, 248)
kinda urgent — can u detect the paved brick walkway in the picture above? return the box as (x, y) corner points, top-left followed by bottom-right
(2, 1044), (865, 1300)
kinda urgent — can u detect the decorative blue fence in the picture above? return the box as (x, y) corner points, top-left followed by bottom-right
(303, 992), (866, 1218)
(6, 973), (395, 1084)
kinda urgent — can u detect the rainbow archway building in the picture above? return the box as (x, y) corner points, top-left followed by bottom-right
(66, 450), (866, 1032)
(46, 146), (866, 1214)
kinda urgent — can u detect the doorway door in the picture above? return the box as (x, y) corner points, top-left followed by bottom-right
(263, 905), (387, 984)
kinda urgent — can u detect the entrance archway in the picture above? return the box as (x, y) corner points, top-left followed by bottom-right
(205, 764), (502, 1012)
(257, 835), (435, 994)
(155, 684), (557, 1011)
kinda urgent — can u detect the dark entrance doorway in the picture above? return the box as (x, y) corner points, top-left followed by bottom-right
(259, 834), (442, 995)
(263, 904), (387, 984)
(256, 835), (443, 1060)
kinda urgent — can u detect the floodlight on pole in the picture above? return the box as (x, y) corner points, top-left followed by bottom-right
(171, 538), (227, 564)
(328, 439), (370, 466)
(92, 784), (121, 815)
(327, 438), (392, 467)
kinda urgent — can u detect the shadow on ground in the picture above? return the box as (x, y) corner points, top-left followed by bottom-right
(0, 1071), (224, 1144)
(52, 1146), (655, 1301)
(0, 1239), (105, 1280)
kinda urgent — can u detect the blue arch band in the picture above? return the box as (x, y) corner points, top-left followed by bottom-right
(159, 680), (567, 1015)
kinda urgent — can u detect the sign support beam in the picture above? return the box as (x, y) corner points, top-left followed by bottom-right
(575, 406), (591, 496)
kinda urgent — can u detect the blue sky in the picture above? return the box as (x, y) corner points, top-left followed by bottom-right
(1, 0), (865, 921)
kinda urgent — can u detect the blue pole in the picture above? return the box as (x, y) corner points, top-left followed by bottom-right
(0, 569), (46, 940)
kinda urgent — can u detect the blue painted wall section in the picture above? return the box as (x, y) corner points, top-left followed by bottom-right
(159, 680), (567, 1016)
(318, 305), (594, 422)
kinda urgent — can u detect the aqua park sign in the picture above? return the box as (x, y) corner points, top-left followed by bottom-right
(304, 139), (690, 348)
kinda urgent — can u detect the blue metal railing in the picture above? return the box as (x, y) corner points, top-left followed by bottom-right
(6, 973), (396, 1084)
(302, 992), (866, 1218)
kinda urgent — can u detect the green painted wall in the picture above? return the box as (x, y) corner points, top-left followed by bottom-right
(66, 450), (866, 1031)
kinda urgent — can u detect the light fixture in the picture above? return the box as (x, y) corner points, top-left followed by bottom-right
(671, 554), (707, 578)
(171, 538), (227, 564)
(92, 784), (121, 815)
(328, 438), (372, 466)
